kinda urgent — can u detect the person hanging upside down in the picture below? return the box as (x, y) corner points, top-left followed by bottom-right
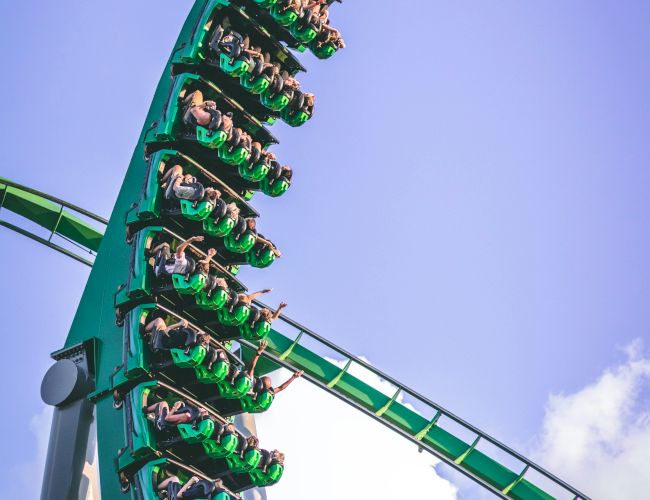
(304, 0), (330, 23)
(145, 399), (209, 431)
(145, 317), (201, 352)
(276, 0), (303, 15)
(234, 288), (273, 307)
(236, 435), (260, 460)
(161, 164), (221, 203)
(252, 233), (282, 259)
(197, 334), (230, 371)
(280, 71), (301, 92)
(319, 23), (346, 49)
(203, 274), (229, 299)
(257, 302), (287, 324)
(195, 248), (218, 279)
(157, 473), (227, 500)
(151, 235), (205, 276)
(247, 341), (304, 398)
(233, 218), (281, 257)
(182, 90), (227, 132)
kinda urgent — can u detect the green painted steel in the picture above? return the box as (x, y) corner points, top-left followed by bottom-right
(0, 182), (591, 498)
(0, 177), (106, 265)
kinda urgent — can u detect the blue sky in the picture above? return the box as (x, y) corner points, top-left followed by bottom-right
(1, 1), (649, 498)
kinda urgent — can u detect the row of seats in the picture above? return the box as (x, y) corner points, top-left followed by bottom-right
(152, 243), (280, 341)
(125, 383), (284, 495)
(251, 0), (345, 59)
(144, 392), (280, 458)
(160, 163), (282, 266)
(138, 459), (236, 500)
(152, 74), (292, 198)
(182, 93), (293, 197)
(208, 22), (314, 126)
(144, 314), (277, 413)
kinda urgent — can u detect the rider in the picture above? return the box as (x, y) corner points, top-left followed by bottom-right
(319, 23), (346, 49)
(161, 164), (220, 203)
(183, 90), (227, 132)
(197, 335), (231, 371)
(157, 474), (227, 500)
(150, 235), (205, 276)
(145, 399), (209, 431)
(247, 341), (304, 399)
(231, 218), (281, 257)
(275, 0), (303, 15)
(145, 317), (200, 352)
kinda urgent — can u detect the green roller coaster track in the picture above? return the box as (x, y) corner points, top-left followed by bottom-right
(1, 172), (589, 499)
(3, 1), (591, 499)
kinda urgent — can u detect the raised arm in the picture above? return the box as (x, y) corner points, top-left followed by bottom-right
(245, 288), (272, 301)
(270, 302), (287, 322)
(176, 235), (204, 258)
(197, 248), (217, 266)
(256, 236), (282, 257)
(145, 317), (166, 333)
(274, 370), (304, 395)
(166, 318), (189, 331)
(177, 476), (200, 497)
(246, 340), (268, 377)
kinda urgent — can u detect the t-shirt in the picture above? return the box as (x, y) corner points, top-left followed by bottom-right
(164, 255), (190, 275)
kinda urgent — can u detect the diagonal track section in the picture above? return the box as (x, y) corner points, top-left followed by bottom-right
(0, 177), (106, 265)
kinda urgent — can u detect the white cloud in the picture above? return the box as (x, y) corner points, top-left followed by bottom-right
(534, 340), (650, 499)
(255, 361), (458, 500)
(8, 405), (53, 499)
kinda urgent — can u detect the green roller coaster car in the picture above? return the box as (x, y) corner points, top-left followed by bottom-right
(202, 214), (236, 237)
(130, 149), (217, 224)
(170, 345), (207, 368)
(194, 358), (230, 383)
(155, 74), (225, 145)
(226, 447), (262, 473)
(260, 87), (291, 111)
(260, 175), (290, 197)
(240, 390), (275, 414)
(270, 5), (299, 26)
(195, 288), (230, 310)
(125, 381), (249, 466)
(290, 21), (318, 44)
(218, 141), (251, 166)
(249, 462), (284, 487)
(246, 246), (276, 268)
(224, 231), (256, 253)
(177, 418), (215, 444)
(240, 319), (271, 342)
(238, 160), (270, 182)
(196, 125), (228, 149)
(281, 106), (311, 127)
(219, 52), (250, 77)
(240, 71), (271, 95)
(310, 39), (338, 59)
(202, 431), (239, 458)
(216, 374), (253, 399)
(217, 303), (251, 326)
(171, 272), (206, 295)
(134, 459), (233, 500)
(179, 199), (216, 221)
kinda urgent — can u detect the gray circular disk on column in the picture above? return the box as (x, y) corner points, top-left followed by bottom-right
(41, 359), (85, 407)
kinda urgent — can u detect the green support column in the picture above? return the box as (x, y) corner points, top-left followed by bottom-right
(56, 3), (209, 498)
